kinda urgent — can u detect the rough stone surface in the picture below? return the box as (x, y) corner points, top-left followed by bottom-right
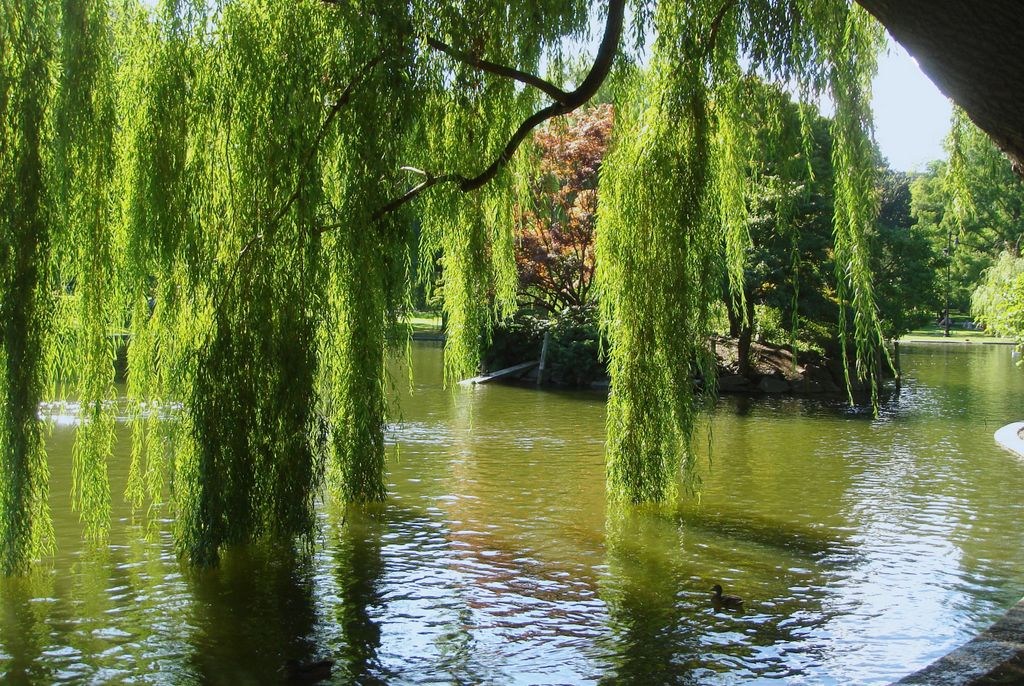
(795, 379), (821, 394)
(893, 597), (1024, 685)
(758, 376), (791, 394)
(718, 374), (751, 392)
(712, 336), (889, 397)
(797, 365), (842, 394)
(854, 0), (1024, 176)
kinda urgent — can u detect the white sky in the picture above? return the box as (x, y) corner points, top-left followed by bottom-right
(871, 38), (952, 172)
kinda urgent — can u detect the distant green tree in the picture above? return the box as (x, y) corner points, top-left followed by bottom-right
(972, 252), (1024, 344)
(910, 163), (974, 312)
(722, 81), (832, 375)
(870, 170), (941, 340)
(911, 115), (1024, 314)
(724, 83), (936, 372)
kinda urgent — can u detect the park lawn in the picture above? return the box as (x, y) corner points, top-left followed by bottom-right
(900, 322), (1016, 344)
(404, 311), (1018, 344)
(405, 310), (442, 333)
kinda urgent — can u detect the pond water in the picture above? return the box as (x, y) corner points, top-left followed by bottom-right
(2, 342), (1024, 685)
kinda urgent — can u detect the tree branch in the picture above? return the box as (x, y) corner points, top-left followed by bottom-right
(373, 0), (626, 221)
(706, 0), (739, 57)
(371, 172), (459, 221)
(426, 36), (569, 104)
(215, 54), (384, 311)
(268, 53), (385, 230)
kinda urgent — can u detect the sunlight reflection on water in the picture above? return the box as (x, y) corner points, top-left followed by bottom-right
(2, 342), (1023, 685)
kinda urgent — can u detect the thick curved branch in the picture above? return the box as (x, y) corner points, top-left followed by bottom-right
(426, 36), (569, 104)
(371, 172), (457, 220)
(707, 0), (739, 57)
(373, 0), (625, 220)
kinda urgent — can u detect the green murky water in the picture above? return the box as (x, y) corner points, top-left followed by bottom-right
(2, 342), (1024, 684)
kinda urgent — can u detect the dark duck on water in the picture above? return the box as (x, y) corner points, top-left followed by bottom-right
(711, 584), (744, 610)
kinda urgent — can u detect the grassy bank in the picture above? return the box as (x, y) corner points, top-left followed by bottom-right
(900, 322), (1016, 345)
(405, 310), (443, 334)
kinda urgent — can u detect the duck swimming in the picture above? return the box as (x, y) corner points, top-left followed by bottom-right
(711, 584), (744, 610)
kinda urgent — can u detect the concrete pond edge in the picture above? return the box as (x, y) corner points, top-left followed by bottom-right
(994, 421), (1024, 458)
(893, 597), (1024, 685)
(890, 422), (1024, 685)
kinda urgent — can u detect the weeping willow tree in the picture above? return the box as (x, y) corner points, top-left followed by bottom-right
(0, 0), (891, 569)
(54, 0), (120, 543)
(116, 0), (200, 521)
(0, 0), (58, 574)
(597, 0), (887, 501)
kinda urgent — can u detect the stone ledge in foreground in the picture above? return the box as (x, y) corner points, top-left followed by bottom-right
(893, 597), (1024, 685)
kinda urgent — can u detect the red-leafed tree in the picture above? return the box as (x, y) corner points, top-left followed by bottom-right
(515, 104), (613, 314)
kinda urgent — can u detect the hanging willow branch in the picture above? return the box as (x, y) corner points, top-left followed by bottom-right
(1, 0), (56, 575)
(371, 0), (626, 220)
(1, 0), (894, 572)
(214, 51), (385, 310)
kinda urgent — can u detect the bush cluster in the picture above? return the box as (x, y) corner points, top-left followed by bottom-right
(485, 306), (605, 387)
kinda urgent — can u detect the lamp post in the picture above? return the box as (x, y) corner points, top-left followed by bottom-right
(944, 228), (951, 337)
(942, 229), (960, 337)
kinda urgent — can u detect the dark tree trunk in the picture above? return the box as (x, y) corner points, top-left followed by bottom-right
(736, 296), (755, 378)
(726, 296), (742, 339)
(855, 0), (1024, 177)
